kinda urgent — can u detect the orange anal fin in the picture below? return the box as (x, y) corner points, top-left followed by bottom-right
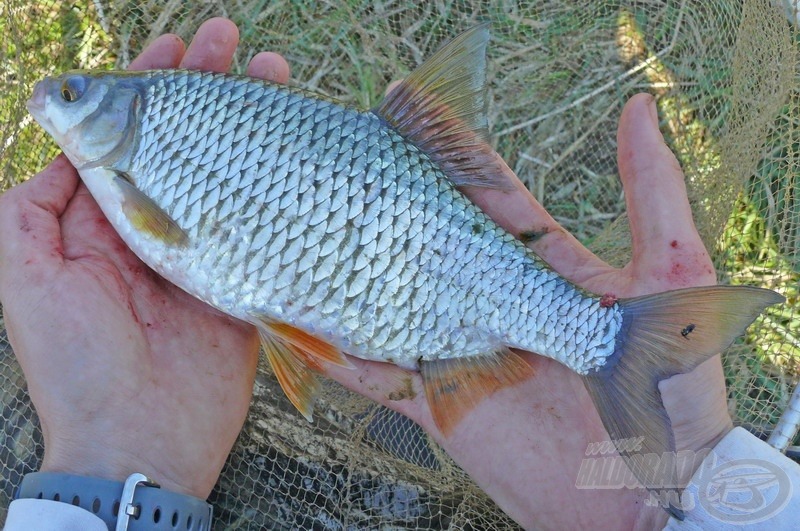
(420, 348), (533, 436)
(257, 328), (320, 421)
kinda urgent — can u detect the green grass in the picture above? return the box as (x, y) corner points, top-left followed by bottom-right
(719, 192), (800, 443)
(0, 1), (115, 186)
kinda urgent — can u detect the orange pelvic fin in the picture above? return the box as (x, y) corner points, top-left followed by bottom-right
(253, 316), (353, 421)
(263, 319), (354, 371)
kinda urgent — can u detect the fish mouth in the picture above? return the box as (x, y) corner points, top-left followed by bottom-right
(26, 80), (47, 116)
(26, 79), (56, 136)
(26, 79), (61, 147)
(25, 78), (78, 166)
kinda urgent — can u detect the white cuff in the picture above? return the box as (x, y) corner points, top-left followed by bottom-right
(665, 427), (799, 530)
(3, 498), (107, 530)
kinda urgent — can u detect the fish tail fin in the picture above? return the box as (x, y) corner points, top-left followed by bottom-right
(583, 285), (783, 519)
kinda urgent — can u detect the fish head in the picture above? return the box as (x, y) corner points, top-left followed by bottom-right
(27, 70), (141, 170)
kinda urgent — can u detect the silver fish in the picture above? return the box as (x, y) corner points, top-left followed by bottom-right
(26, 25), (781, 518)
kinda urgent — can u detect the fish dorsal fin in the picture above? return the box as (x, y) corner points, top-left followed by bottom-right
(420, 348), (534, 436)
(253, 315), (354, 420)
(114, 173), (188, 246)
(374, 24), (513, 190)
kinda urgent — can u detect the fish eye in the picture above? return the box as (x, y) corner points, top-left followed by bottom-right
(60, 76), (86, 103)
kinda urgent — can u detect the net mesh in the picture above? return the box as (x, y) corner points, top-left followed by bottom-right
(1, 0), (799, 528)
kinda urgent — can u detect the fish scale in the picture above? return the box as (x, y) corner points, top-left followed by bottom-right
(133, 70), (606, 365)
(29, 25), (783, 516)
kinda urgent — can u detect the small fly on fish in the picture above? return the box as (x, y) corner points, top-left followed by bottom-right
(26, 25), (783, 520)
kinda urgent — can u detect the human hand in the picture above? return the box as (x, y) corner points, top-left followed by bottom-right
(323, 94), (731, 529)
(0, 18), (289, 499)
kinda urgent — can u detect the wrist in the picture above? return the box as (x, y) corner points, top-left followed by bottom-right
(16, 471), (213, 530)
(41, 439), (215, 500)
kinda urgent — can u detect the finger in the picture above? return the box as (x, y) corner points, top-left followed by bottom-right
(463, 160), (612, 284)
(180, 17), (239, 72)
(247, 52), (291, 83)
(324, 357), (434, 431)
(59, 182), (126, 261)
(0, 155), (79, 288)
(128, 33), (185, 71)
(616, 94), (714, 282)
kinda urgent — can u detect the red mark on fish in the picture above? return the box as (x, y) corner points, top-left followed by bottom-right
(599, 293), (618, 308)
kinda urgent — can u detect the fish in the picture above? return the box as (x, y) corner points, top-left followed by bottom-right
(26, 25), (782, 519)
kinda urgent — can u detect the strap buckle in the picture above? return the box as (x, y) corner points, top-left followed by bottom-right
(115, 473), (159, 531)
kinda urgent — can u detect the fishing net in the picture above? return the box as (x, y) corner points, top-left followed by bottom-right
(1, 0), (799, 528)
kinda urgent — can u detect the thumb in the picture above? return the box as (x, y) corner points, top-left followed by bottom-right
(0, 155), (79, 294)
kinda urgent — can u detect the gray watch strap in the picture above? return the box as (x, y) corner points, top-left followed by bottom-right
(16, 472), (213, 530)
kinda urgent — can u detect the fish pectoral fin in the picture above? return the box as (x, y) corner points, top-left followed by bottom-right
(256, 325), (320, 421)
(114, 172), (188, 246)
(373, 25), (515, 191)
(420, 348), (533, 436)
